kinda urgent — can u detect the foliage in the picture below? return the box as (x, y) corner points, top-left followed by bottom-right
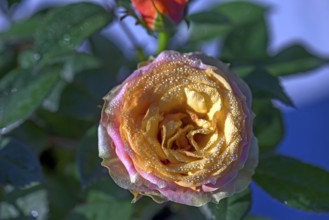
(0, 0), (329, 219)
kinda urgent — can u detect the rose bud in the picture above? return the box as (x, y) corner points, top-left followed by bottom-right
(131, 0), (188, 30)
(98, 51), (258, 206)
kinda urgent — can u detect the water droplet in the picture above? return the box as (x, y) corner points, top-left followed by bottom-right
(62, 35), (71, 45)
(10, 88), (17, 93)
(33, 53), (40, 61)
(31, 210), (39, 217)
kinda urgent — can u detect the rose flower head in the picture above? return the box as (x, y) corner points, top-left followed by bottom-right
(131, 0), (188, 30)
(98, 51), (258, 206)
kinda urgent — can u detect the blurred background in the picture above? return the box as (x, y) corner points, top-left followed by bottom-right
(1, 0), (329, 219)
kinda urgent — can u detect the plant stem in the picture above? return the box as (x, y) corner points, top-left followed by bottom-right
(157, 31), (171, 54)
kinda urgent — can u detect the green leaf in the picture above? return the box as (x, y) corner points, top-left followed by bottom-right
(169, 204), (205, 220)
(266, 44), (329, 76)
(69, 190), (133, 220)
(213, 1), (267, 25)
(0, 43), (16, 78)
(8, 0), (22, 7)
(36, 109), (93, 138)
(77, 126), (105, 188)
(189, 1), (267, 43)
(10, 120), (50, 154)
(42, 52), (101, 112)
(255, 155), (329, 212)
(253, 100), (284, 154)
(0, 67), (60, 133)
(189, 11), (230, 25)
(221, 18), (268, 61)
(35, 2), (113, 66)
(244, 69), (294, 106)
(245, 216), (272, 220)
(46, 173), (82, 220)
(0, 184), (48, 220)
(58, 68), (117, 120)
(189, 24), (231, 43)
(0, 16), (43, 42)
(89, 33), (125, 72)
(131, 197), (166, 220)
(203, 187), (251, 220)
(0, 139), (43, 187)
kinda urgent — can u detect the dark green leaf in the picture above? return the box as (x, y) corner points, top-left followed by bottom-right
(0, 16), (43, 42)
(221, 18), (268, 61)
(77, 126), (106, 188)
(69, 190), (133, 220)
(46, 173), (82, 220)
(244, 69), (294, 106)
(189, 11), (230, 25)
(42, 52), (101, 112)
(36, 109), (93, 138)
(0, 139), (43, 187)
(35, 2), (113, 66)
(0, 67), (60, 133)
(10, 120), (50, 154)
(245, 216), (272, 220)
(266, 44), (329, 76)
(58, 68), (116, 120)
(169, 204), (205, 220)
(0, 43), (16, 78)
(255, 155), (329, 212)
(253, 100), (284, 154)
(8, 0), (22, 7)
(204, 187), (251, 220)
(131, 197), (166, 220)
(89, 33), (124, 72)
(87, 177), (131, 200)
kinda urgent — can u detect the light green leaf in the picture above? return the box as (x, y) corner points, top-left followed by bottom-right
(189, 1), (267, 43)
(0, 67), (60, 133)
(203, 187), (251, 220)
(255, 155), (329, 212)
(35, 2), (113, 66)
(212, 1), (267, 25)
(0, 184), (48, 220)
(0, 16), (43, 42)
(69, 190), (133, 220)
(244, 69), (294, 106)
(189, 24), (231, 42)
(266, 44), (329, 76)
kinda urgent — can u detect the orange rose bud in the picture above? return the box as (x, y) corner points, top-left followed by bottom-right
(131, 0), (188, 29)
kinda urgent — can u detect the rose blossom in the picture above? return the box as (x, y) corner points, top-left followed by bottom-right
(131, 0), (188, 29)
(98, 51), (258, 206)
